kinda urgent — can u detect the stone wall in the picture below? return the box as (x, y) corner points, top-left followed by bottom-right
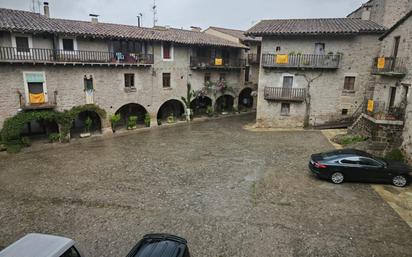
(256, 34), (381, 128)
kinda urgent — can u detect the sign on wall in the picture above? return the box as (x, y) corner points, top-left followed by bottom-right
(367, 100), (374, 112)
(377, 57), (386, 69)
(276, 54), (289, 64)
(215, 58), (223, 66)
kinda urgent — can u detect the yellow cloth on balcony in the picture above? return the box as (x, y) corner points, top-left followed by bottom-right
(367, 100), (374, 112)
(377, 57), (385, 69)
(215, 58), (223, 66)
(29, 93), (45, 104)
(276, 54), (289, 64)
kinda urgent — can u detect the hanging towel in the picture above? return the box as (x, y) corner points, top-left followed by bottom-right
(29, 93), (45, 104)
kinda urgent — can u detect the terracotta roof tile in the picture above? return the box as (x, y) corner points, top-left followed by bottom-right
(0, 8), (246, 48)
(245, 18), (386, 36)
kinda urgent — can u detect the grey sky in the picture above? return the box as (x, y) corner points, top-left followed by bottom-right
(0, 0), (366, 30)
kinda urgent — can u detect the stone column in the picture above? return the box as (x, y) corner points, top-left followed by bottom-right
(150, 112), (158, 128)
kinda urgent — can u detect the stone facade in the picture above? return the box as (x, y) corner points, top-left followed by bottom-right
(0, 32), (251, 131)
(348, 0), (412, 28)
(256, 35), (381, 128)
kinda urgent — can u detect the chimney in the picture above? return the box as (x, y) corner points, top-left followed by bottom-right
(43, 2), (50, 18)
(190, 26), (202, 32)
(89, 14), (99, 24)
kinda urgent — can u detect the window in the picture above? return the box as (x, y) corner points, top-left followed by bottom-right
(219, 73), (226, 81)
(163, 73), (171, 88)
(359, 158), (381, 167)
(315, 43), (325, 55)
(340, 158), (360, 165)
(162, 42), (172, 60)
(61, 247), (81, 257)
(344, 76), (356, 91)
(15, 36), (29, 52)
(342, 109), (349, 115)
(245, 66), (250, 82)
(204, 73), (211, 83)
(84, 76), (93, 91)
(282, 76), (293, 88)
(276, 46), (281, 52)
(62, 38), (74, 51)
(280, 103), (290, 116)
(124, 74), (135, 88)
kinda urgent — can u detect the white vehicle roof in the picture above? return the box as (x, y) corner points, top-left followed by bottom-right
(0, 233), (74, 257)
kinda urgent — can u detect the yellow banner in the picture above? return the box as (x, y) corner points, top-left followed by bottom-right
(276, 54), (289, 64)
(377, 57), (385, 69)
(215, 58), (223, 66)
(367, 100), (374, 112)
(29, 93), (45, 104)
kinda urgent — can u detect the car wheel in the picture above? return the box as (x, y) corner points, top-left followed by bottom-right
(392, 175), (408, 187)
(331, 172), (344, 184)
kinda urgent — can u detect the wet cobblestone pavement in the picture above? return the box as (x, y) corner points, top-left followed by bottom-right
(0, 114), (411, 257)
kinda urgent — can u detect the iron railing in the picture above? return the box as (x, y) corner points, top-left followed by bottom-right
(0, 47), (154, 65)
(371, 57), (408, 76)
(248, 53), (260, 64)
(262, 54), (341, 69)
(190, 56), (246, 69)
(18, 90), (58, 110)
(365, 100), (406, 121)
(264, 87), (306, 102)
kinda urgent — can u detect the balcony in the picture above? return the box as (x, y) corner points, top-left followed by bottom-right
(371, 57), (408, 77)
(0, 47), (154, 67)
(248, 53), (260, 65)
(18, 90), (57, 110)
(262, 54), (341, 69)
(190, 56), (246, 70)
(264, 87), (306, 102)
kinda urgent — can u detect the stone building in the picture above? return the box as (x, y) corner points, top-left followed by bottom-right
(0, 6), (251, 136)
(347, 0), (412, 28)
(246, 18), (386, 128)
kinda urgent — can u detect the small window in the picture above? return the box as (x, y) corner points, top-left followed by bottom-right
(124, 74), (135, 88)
(359, 158), (381, 167)
(163, 73), (171, 88)
(84, 76), (93, 91)
(204, 73), (211, 83)
(340, 158), (359, 165)
(60, 247), (81, 257)
(342, 109), (348, 115)
(276, 46), (281, 52)
(280, 103), (290, 116)
(62, 38), (74, 51)
(219, 73), (226, 81)
(282, 76), (293, 88)
(163, 42), (172, 59)
(16, 36), (29, 52)
(245, 66), (250, 82)
(344, 76), (356, 91)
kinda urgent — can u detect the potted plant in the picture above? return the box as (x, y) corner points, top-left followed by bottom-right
(181, 83), (195, 121)
(127, 116), (138, 130)
(206, 105), (214, 117)
(80, 117), (92, 138)
(167, 114), (176, 124)
(110, 114), (121, 133)
(144, 113), (151, 127)
(48, 133), (60, 143)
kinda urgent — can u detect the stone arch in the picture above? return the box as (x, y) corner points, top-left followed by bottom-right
(70, 110), (102, 136)
(157, 99), (185, 123)
(115, 103), (149, 128)
(190, 96), (213, 116)
(215, 95), (235, 113)
(238, 87), (254, 111)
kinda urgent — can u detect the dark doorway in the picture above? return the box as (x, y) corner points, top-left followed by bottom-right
(71, 111), (102, 136)
(157, 100), (185, 122)
(238, 88), (253, 111)
(115, 103), (148, 128)
(389, 87), (397, 108)
(215, 95), (234, 113)
(190, 97), (212, 116)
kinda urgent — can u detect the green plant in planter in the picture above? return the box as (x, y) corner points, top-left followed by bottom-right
(144, 113), (151, 127)
(48, 133), (60, 143)
(206, 105), (214, 117)
(20, 136), (31, 147)
(110, 114), (121, 132)
(167, 115), (176, 124)
(84, 117), (93, 133)
(127, 116), (138, 130)
(181, 83), (195, 121)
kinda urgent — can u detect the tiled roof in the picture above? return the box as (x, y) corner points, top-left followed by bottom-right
(0, 8), (246, 48)
(245, 18), (386, 36)
(208, 26), (261, 42)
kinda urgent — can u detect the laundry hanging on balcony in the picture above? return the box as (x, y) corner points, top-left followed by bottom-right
(377, 57), (386, 69)
(29, 92), (45, 104)
(276, 54), (289, 64)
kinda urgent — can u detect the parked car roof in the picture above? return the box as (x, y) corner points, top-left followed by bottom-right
(0, 8), (246, 49)
(245, 18), (386, 36)
(126, 234), (188, 257)
(0, 234), (74, 257)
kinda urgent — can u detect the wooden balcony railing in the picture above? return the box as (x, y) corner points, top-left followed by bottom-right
(264, 87), (306, 102)
(248, 53), (260, 64)
(18, 90), (58, 110)
(190, 56), (246, 69)
(262, 54), (341, 69)
(371, 57), (408, 77)
(0, 47), (154, 65)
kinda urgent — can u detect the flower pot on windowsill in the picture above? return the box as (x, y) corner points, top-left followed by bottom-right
(80, 132), (91, 138)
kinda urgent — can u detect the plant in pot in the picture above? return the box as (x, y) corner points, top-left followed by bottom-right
(127, 116), (138, 130)
(110, 114), (121, 133)
(181, 83), (195, 121)
(206, 105), (214, 117)
(80, 117), (93, 138)
(167, 114), (176, 124)
(144, 113), (151, 127)
(48, 132), (60, 143)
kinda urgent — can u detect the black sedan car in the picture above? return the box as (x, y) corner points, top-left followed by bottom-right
(309, 149), (411, 187)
